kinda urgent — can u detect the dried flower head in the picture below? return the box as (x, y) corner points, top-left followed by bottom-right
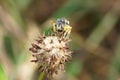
(29, 34), (72, 78)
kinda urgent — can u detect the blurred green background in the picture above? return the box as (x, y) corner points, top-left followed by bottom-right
(0, 0), (120, 80)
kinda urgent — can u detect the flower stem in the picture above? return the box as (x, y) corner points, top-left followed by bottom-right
(38, 72), (45, 80)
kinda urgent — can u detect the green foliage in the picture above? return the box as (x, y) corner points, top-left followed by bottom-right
(108, 37), (120, 80)
(4, 35), (16, 64)
(66, 59), (82, 77)
(52, 0), (82, 18)
(0, 64), (7, 80)
(14, 0), (33, 10)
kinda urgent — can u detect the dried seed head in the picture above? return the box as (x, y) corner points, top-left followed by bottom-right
(29, 34), (72, 78)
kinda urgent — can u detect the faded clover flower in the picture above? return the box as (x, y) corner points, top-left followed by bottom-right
(29, 34), (72, 78)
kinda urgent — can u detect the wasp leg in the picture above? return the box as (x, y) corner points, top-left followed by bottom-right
(52, 23), (56, 32)
(62, 31), (67, 39)
(62, 29), (71, 40)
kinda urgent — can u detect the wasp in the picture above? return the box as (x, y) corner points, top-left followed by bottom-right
(52, 18), (72, 39)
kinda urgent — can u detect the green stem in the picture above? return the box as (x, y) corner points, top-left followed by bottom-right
(38, 72), (45, 80)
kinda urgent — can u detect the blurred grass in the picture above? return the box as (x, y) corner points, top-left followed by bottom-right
(66, 59), (83, 77)
(108, 36), (120, 80)
(0, 64), (7, 80)
(52, 0), (82, 18)
(86, 12), (118, 51)
(4, 35), (16, 64)
(0, 0), (120, 80)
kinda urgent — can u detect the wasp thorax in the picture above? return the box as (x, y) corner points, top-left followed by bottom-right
(29, 34), (72, 78)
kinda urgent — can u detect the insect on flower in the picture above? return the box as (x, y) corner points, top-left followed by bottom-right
(29, 18), (73, 78)
(52, 18), (72, 40)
